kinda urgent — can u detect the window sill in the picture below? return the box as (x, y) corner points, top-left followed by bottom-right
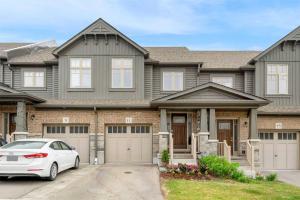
(67, 88), (95, 92)
(21, 87), (47, 91)
(265, 94), (291, 98)
(109, 88), (136, 92)
(160, 90), (183, 94)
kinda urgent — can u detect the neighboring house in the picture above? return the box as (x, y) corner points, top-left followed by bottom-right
(0, 19), (299, 171)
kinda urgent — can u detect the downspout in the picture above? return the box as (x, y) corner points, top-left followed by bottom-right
(94, 106), (99, 164)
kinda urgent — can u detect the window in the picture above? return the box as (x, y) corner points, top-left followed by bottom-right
(267, 64), (288, 95)
(218, 122), (231, 130)
(2, 141), (47, 149)
(70, 58), (92, 88)
(258, 132), (274, 140)
(50, 142), (62, 150)
(70, 125), (89, 134)
(162, 72), (183, 91)
(212, 76), (233, 88)
(107, 125), (127, 134)
(111, 58), (133, 88)
(46, 125), (66, 134)
(59, 142), (71, 150)
(278, 132), (297, 140)
(23, 71), (45, 87)
(131, 125), (151, 134)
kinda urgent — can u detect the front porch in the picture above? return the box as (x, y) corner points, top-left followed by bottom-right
(153, 82), (269, 172)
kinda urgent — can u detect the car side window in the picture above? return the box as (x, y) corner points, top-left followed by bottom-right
(60, 142), (71, 150)
(50, 142), (62, 150)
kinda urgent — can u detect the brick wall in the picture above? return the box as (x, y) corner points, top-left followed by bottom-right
(258, 116), (300, 130)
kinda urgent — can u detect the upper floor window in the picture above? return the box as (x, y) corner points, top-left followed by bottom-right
(70, 58), (91, 88)
(162, 72), (183, 91)
(111, 58), (133, 88)
(211, 76), (233, 88)
(23, 71), (45, 88)
(267, 64), (288, 95)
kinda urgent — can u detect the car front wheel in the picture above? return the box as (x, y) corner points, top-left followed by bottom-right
(73, 156), (80, 169)
(47, 163), (58, 181)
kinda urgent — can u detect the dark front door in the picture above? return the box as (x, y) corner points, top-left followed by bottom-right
(9, 113), (17, 135)
(217, 120), (233, 154)
(172, 114), (187, 149)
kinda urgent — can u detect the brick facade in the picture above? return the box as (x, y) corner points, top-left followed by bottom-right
(258, 116), (300, 130)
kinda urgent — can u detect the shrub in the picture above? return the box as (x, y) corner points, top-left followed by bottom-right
(199, 155), (239, 177)
(166, 164), (199, 175)
(161, 149), (170, 164)
(255, 174), (264, 181)
(266, 173), (277, 181)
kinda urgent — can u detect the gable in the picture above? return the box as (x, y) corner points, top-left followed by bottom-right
(53, 18), (148, 56)
(173, 88), (248, 101)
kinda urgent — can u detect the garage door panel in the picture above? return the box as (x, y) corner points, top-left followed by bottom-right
(263, 143), (274, 170)
(276, 143), (287, 169)
(287, 144), (299, 169)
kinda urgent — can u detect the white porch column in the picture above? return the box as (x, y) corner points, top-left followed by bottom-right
(159, 109), (169, 153)
(13, 101), (29, 140)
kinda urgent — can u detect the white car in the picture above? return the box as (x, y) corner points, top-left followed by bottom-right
(0, 139), (80, 181)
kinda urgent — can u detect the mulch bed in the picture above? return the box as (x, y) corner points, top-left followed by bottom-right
(160, 172), (214, 180)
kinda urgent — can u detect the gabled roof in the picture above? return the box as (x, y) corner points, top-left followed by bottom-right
(151, 82), (270, 107)
(249, 26), (300, 64)
(53, 18), (149, 57)
(0, 83), (45, 103)
(0, 43), (32, 58)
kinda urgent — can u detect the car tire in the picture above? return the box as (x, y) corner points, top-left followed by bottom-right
(47, 163), (58, 181)
(73, 156), (80, 169)
(0, 176), (8, 181)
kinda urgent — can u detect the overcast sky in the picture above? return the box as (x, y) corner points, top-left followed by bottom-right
(0, 0), (299, 50)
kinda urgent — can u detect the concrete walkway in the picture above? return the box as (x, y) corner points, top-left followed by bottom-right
(19, 165), (164, 200)
(263, 170), (300, 187)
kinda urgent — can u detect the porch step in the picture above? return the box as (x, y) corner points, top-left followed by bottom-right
(173, 153), (193, 159)
(231, 156), (250, 167)
(172, 159), (197, 165)
(174, 149), (191, 153)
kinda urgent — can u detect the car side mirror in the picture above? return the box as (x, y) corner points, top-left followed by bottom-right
(71, 146), (76, 150)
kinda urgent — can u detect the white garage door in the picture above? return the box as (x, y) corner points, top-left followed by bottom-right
(260, 132), (299, 170)
(44, 124), (90, 163)
(105, 125), (152, 164)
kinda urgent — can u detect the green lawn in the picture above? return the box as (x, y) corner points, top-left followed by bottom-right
(164, 179), (300, 200)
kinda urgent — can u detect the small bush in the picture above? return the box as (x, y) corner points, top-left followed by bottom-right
(166, 164), (199, 175)
(266, 173), (277, 181)
(161, 149), (170, 164)
(255, 174), (264, 181)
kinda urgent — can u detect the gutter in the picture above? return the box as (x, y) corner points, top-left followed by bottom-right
(94, 106), (99, 164)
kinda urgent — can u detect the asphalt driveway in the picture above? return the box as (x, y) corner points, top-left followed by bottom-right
(263, 170), (300, 187)
(0, 165), (164, 200)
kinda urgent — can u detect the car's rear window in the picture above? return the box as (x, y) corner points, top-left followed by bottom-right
(1, 141), (47, 149)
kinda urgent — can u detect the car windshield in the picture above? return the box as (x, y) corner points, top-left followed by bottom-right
(1, 141), (47, 149)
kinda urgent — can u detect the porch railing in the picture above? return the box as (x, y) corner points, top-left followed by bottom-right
(191, 133), (198, 160)
(169, 132), (174, 164)
(217, 140), (231, 162)
(246, 140), (255, 171)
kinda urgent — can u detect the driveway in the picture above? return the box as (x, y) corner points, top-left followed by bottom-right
(0, 165), (164, 200)
(263, 170), (300, 187)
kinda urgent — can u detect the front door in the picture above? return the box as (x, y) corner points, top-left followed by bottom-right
(217, 120), (233, 154)
(172, 114), (187, 149)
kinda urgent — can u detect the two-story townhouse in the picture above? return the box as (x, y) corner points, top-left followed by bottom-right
(0, 19), (299, 171)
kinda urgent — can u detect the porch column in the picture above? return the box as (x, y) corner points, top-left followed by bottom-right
(159, 109), (169, 155)
(200, 108), (208, 133)
(209, 108), (217, 140)
(13, 101), (28, 140)
(249, 108), (258, 139)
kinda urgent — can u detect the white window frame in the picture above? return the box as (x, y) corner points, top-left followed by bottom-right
(111, 58), (133, 89)
(211, 76), (234, 88)
(266, 64), (288, 95)
(70, 58), (92, 88)
(162, 71), (184, 91)
(23, 71), (45, 88)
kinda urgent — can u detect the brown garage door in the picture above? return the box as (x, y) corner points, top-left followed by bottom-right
(105, 125), (152, 164)
(44, 124), (90, 163)
(260, 132), (299, 170)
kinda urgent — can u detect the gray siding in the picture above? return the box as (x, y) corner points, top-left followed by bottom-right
(12, 66), (55, 99)
(144, 65), (153, 99)
(244, 71), (254, 94)
(59, 36), (145, 100)
(152, 66), (197, 99)
(176, 88), (242, 100)
(3, 65), (12, 86)
(255, 42), (300, 106)
(52, 66), (59, 98)
(0, 61), (3, 83)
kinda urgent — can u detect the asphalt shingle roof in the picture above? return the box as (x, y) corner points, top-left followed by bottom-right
(145, 47), (261, 68)
(258, 105), (300, 114)
(0, 43), (31, 58)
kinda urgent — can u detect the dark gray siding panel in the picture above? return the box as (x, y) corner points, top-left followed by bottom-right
(59, 36), (145, 100)
(3, 65), (12, 86)
(176, 88), (241, 100)
(244, 71), (254, 94)
(53, 66), (59, 98)
(0, 62), (3, 82)
(152, 66), (197, 99)
(12, 66), (54, 99)
(255, 42), (300, 106)
(144, 65), (153, 99)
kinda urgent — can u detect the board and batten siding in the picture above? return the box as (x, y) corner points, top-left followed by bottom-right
(152, 66), (198, 99)
(144, 64), (153, 99)
(11, 66), (56, 99)
(244, 71), (254, 94)
(3, 65), (12, 86)
(58, 36), (145, 100)
(255, 42), (300, 106)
